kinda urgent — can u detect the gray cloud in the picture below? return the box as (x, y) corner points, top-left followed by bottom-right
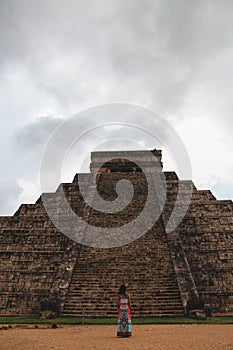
(0, 179), (23, 215)
(1, 0), (233, 114)
(0, 0), (233, 214)
(12, 116), (63, 185)
(0, 116), (62, 215)
(15, 116), (62, 152)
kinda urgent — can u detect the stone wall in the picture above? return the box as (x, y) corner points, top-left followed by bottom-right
(177, 190), (233, 312)
(0, 201), (79, 315)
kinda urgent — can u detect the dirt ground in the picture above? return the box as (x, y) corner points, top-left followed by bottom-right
(0, 324), (232, 350)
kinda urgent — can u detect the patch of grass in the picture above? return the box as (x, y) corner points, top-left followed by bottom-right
(132, 317), (233, 324)
(0, 316), (233, 325)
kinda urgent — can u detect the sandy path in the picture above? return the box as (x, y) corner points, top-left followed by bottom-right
(0, 325), (232, 350)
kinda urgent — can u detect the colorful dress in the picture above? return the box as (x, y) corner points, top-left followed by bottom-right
(117, 293), (132, 337)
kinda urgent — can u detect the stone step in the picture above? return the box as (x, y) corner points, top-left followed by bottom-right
(63, 300), (183, 312)
(62, 310), (185, 317)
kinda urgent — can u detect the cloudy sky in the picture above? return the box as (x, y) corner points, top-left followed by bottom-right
(0, 0), (233, 215)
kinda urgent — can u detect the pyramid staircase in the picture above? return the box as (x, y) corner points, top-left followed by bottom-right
(61, 170), (185, 317)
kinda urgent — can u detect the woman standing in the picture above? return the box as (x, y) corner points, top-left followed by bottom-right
(117, 284), (132, 337)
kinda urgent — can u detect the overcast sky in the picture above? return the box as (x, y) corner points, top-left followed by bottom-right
(0, 0), (233, 215)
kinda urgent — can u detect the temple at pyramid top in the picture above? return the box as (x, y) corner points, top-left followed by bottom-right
(90, 148), (163, 173)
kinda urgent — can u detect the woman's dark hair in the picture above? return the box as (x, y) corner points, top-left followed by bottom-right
(118, 284), (127, 295)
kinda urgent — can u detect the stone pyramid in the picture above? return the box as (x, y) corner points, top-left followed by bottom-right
(0, 149), (232, 317)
